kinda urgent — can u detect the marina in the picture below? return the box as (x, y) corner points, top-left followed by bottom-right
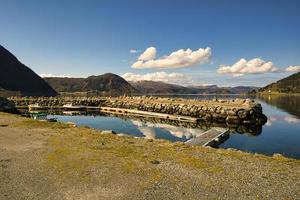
(17, 94), (299, 159)
(1, 2), (299, 199)
(10, 96), (268, 126)
(7, 95), (300, 158)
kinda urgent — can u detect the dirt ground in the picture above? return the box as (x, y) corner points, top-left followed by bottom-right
(0, 112), (299, 200)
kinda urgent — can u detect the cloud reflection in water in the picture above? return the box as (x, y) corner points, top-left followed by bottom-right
(266, 115), (299, 126)
(131, 120), (207, 140)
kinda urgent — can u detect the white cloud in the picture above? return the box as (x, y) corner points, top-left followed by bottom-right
(137, 47), (156, 61)
(131, 120), (206, 139)
(285, 66), (300, 72)
(39, 73), (72, 78)
(132, 47), (212, 69)
(138, 127), (157, 139)
(284, 116), (299, 124)
(266, 116), (277, 126)
(122, 72), (194, 85)
(129, 49), (138, 53)
(217, 58), (278, 76)
(265, 115), (299, 126)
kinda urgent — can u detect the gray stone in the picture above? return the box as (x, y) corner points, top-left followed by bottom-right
(101, 130), (116, 134)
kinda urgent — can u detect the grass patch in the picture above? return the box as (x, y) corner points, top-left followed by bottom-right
(3, 111), (299, 187)
(15, 119), (71, 129)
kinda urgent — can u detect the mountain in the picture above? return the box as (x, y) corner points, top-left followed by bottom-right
(188, 85), (231, 94)
(228, 86), (260, 94)
(258, 95), (300, 118)
(259, 72), (300, 94)
(0, 45), (57, 96)
(44, 73), (139, 95)
(130, 80), (258, 94)
(44, 75), (258, 96)
(130, 81), (200, 94)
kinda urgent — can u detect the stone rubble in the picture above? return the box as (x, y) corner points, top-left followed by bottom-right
(9, 96), (267, 125)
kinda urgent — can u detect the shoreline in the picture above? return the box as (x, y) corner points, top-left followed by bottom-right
(257, 92), (300, 96)
(0, 111), (299, 199)
(9, 96), (268, 126)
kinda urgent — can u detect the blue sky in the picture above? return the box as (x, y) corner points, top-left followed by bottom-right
(1, 0), (300, 86)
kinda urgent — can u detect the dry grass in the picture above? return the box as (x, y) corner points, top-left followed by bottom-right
(1, 111), (300, 199)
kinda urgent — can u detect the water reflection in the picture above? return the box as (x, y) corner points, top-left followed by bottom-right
(266, 115), (299, 127)
(21, 108), (263, 138)
(105, 112), (263, 136)
(131, 119), (207, 140)
(258, 95), (300, 118)
(266, 116), (277, 127)
(284, 116), (300, 124)
(17, 94), (300, 159)
(21, 109), (233, 144)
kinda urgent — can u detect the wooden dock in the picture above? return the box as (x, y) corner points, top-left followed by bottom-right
(100, 106), (198, 122)
(16, 105), (198, 122)
(185, 128), (230, 147)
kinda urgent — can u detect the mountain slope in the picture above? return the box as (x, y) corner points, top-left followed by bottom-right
(44, 73), (139, 95)
(43, 77), (84, 92)
(259, 72), (300, 93)
(0, 45), (57, 96)
(228, 86), (260, 94)
(129, 81), (200, 94)
(130, 80), (257, 94)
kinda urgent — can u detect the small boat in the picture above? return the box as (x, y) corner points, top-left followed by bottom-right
(62, 111), (85, 116)
(28, 104), (48, 111)
(47, 118), (57, 122)
(30, 111), (48, 120)
(62, 103), (86, 111)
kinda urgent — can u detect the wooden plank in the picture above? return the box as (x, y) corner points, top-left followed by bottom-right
(100, 106), (198, 122)
(185, 128), (229, 147)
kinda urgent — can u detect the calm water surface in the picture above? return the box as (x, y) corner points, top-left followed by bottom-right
(46, 95), (300, 159)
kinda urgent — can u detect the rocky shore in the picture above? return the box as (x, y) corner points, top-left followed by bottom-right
(9, 96), (267, 125)
(0, 97), (15, 112)
(0, 112), (299, 199)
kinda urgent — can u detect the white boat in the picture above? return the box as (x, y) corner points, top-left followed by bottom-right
(62, 111), (85, 116)
(28, 104), (47, 111)
(62, 103), (86, 111)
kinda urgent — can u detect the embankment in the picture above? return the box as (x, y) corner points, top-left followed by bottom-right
(0, 112), (299, 199)
(9, 96), (267, 125)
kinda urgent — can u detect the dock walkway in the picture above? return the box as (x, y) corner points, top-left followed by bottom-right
(100, 106), (198, 122)
(185, 128), (230, 147)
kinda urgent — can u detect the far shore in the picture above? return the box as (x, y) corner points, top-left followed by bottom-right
(258, 92), (300, 96)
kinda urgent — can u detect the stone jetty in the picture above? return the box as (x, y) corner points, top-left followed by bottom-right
(9, 96), (267, 125)
(0, 97), (15, 111)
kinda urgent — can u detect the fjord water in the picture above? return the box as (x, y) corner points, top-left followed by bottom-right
(47, 95), (300, 159)
(220, 95), (300, 159)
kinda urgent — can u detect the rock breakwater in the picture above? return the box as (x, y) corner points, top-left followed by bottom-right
(0, 97), (15, 111)
(9, 96), (267, 125)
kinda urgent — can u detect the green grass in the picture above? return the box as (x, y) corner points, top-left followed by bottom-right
(1, 111), (300, 187)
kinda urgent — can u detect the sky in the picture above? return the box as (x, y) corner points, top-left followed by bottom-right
(1, 0), (300, 87)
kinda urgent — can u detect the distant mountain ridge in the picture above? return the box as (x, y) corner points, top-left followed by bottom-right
(130, 80), (258, 94)
(259, 72), (300, 93)
(44, 73), (139, 95)
(0, 45), (57, 96)
(129, 81), (199, 94)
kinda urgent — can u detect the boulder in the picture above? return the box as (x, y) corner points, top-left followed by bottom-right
(0, 97), (15, 111)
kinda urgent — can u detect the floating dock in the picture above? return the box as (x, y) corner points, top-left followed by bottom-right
(100, 106), (198, 122)
(185, 128), (230, 147)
